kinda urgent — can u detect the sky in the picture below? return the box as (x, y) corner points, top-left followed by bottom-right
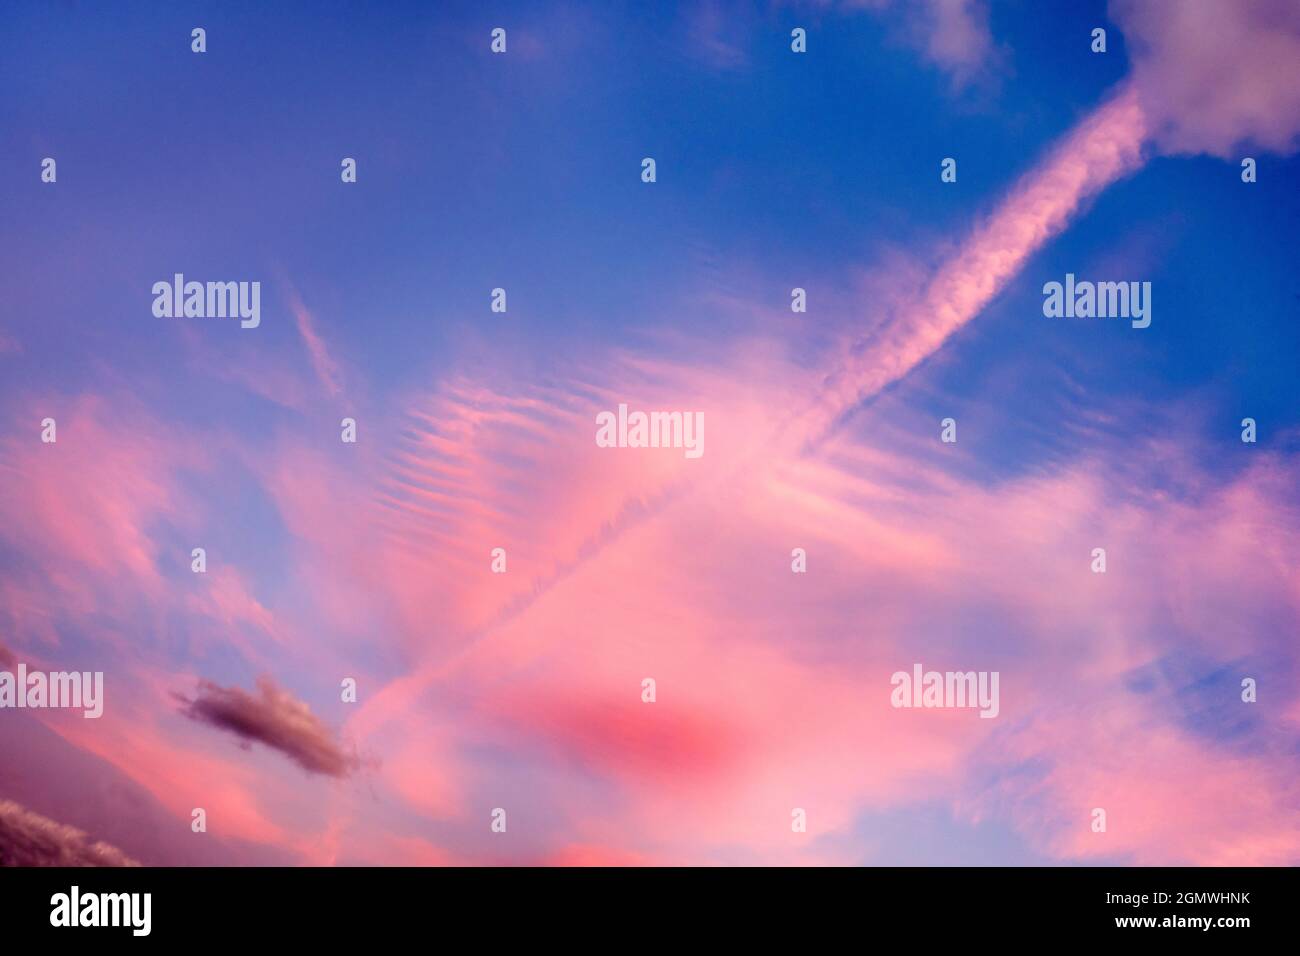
(1, 0), (1298, 866)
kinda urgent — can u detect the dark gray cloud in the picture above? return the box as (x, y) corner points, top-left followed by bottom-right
(0, 799), (139, 867)
(176, 675), (361, 777)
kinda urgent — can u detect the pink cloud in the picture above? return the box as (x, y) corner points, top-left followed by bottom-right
(284, 284), (343, 398)
(1112, 0), (1300, 157)
(3, 20), (1296, 866)
(966, 695), (1300, 866)
(833, 0), (1004, 90)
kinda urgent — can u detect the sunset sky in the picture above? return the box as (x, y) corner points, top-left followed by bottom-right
(1, 0), (1298, 866)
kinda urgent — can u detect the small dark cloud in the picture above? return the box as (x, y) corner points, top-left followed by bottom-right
(176, 675), (361, 778)
(0, 799), (140, 867)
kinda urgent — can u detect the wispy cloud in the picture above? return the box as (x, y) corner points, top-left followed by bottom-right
(285, 284), (343, 398)
(1112, 0), (1300, 157)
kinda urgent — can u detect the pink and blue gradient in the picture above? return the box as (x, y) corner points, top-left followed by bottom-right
(1, 0), (1299, 866)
